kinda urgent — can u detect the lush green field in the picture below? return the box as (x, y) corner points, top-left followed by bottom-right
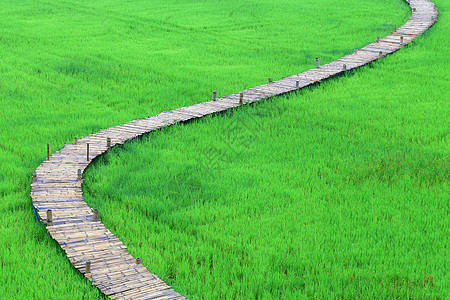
(0, 0), (447, 298)
(83, 6), (449, 300)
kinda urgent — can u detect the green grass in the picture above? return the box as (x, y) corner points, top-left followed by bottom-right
(83, 2), (449, 300)
(0, 0), (447, 298)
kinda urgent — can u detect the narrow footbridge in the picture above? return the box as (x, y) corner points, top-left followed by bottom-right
(31, 1), (438, 299)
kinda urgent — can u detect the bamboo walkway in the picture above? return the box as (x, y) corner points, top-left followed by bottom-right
(30, 1), (438, 299)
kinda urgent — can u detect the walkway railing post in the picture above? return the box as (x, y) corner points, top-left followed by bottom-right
(47, 143), (50, 161)
(86, 143), (89, 161)
(212, 90), (217, 101)
(46, 209), (52, 226)
(316, 57), (320, 68)
(107, 138), (111, 148)
(73, 137), (77, 145)
(32, 171), (37, 181)
(85, 260), (91, 274)
(93, 209), (99, 221)
(77, 169), (82, 181)
(239, 92), (243, 105)
(136, 258), (141, 265)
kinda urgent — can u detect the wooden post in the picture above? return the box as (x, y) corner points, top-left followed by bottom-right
(136, 258), (141, 265)
(394, 26), (397, 32)
(379, 51), (383, 57)
(106, 138), (111, 148)
(343, 64), (347, 71)
(32, 171), (37, 181)
(239, 92), (243, 105)
(73, 137), (77, 145)
(376, 36), (379, 43)
(316, 57), (320, 68)
(85, 260), (91, 274)
(86, 143), (89, 161)
(400, 36), (404, 45)
(77, 169), (82, 181)
(296, 80), (299, 88)
(47, 143), (50, 161)
(354, 49), (357, 54)
(93, 209), (99, 221)
(412, 8), (416, 12)
(47, 209), (52, 226)
(212, 90), (217, 101)
(268, 78), (273, 84)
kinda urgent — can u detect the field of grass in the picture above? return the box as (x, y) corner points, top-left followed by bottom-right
(0, 0), (447, 298)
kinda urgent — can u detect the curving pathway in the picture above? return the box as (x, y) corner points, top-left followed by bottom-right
(31, 1), (438, 299)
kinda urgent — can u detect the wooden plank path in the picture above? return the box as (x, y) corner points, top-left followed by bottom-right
(30, 1), (438, 298)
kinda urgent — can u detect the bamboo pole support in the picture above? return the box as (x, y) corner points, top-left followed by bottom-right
(47, 143), (50, 161)
(343, 64), (347, 71)
(32, 171), (37, 181)
(93, 209), (99, 221)
(77, 169), (82, 181)
(86, 143), (89, 161)
(379, 51), (383, 57)
(354, 49), (358, 54)
(268, 78), (273, 84)
(239, 92), (243, 105)
(316, 57), (320, 68)
(85, 260), (91, 274)
(136, 258), (141, 265)
(47, 209), (52, 226)
(376, 36), (379, 43)
(296, 80), (300, 88)
(394, 26), (397, 32)
(107, 138), (111, 148)
(400, 36), (404, 45)
(212, 90), (217, 101)
(412, 8), (416, 12)
(73, 137), (77, 145)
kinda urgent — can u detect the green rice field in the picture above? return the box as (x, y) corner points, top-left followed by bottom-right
(0, 0), (448, 299)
